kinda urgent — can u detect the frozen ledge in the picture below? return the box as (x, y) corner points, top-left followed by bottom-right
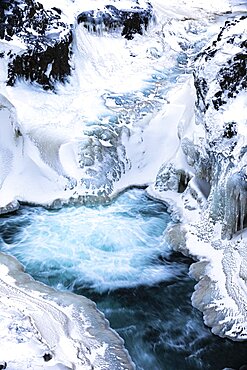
(174, 223), (247, 341)
(0, 252), (135, 370)
(148, 185), (247, 341)
(191, 228), (247, 341)
(145, 15), (247, 342)
(0, 200), (19, 215)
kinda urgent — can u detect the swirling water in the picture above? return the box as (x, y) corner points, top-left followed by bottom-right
(0, 188), (247, 370)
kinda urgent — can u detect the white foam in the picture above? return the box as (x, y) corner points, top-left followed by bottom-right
(0, 189), (175, 292)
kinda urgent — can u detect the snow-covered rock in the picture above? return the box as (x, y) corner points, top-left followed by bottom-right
(0, 252), (135, 369)
(149, 14), (247, 341)
(1, 0), (72, 89)
(194, 15), (247, 239)
(77, 0), (153, 40)
(0, 0), (154, 89)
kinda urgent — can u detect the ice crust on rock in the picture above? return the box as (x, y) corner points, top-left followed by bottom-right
(193, 15), (247, 239)
(149, 14), (247, 341)
(1, 0), (218, 207)
(0, 93), (69, 210)
(77, 0), (153, 40)
(0, 252), (135, 369)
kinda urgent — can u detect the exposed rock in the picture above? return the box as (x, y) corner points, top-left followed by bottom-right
(194, 16), (247, 130)
(1, 0), (154, 89)
(7, 32), (72, 89)
(0, 362), (7, 370)
(43, 353), (52, 362)
(0, 200), (20, 215)
(77, 1), (153, 39)
(194, 15), (247, 238)
(187, 16), (247, 339)
(1, 0), (72, 89)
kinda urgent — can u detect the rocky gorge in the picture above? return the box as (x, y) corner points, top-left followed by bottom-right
(0, 0), (247, 368)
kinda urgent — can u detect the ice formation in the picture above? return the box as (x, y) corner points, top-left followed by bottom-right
(0, 252), (134, 369)
(149, 14), (247, 340)
(0, 0), (247, 365)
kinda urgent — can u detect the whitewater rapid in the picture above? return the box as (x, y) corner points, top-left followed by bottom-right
(0, 189), (174, 292)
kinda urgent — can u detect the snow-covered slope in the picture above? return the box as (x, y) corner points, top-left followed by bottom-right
(0, 0), (234, 209)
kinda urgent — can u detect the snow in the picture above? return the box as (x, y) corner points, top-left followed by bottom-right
(114, 74), (196, 192)
(0, 253), (134, 369)
(146, 13), (247, 340)
(0, 0), (216, 206)
(0, 0), (247, 367)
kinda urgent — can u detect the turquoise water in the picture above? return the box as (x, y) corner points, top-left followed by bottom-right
(0, 188), (247, 369)
(0, 189), (175, 291)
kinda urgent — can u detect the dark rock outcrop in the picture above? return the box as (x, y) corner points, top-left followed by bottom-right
(1, 0), (154, 89)
(0, 361), (7, 370)
(1, 0), (72, 89)
(194, 16), (247, 115)
(193, 15), (247, 237)
(77, 1), (153, 40)
(7, 31), (72, 89)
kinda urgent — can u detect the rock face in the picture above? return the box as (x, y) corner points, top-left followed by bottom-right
(7, 33), (72, 90)
(1, 0), (153, 90)
(149, 15), (247, 341)
(195, 16), (247, 114)
(77, 1), (153, 40)
(1, 0), (71, 89)
(194, 15), (247, 238)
